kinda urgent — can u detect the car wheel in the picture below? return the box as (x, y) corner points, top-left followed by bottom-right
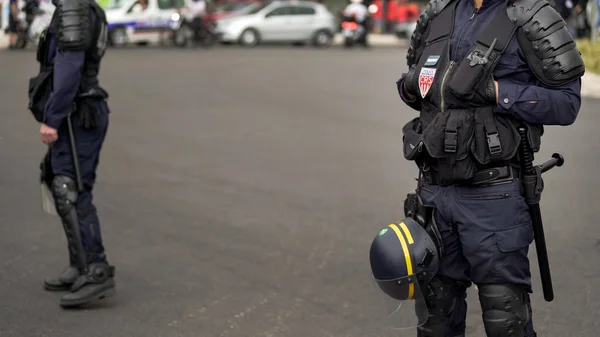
(110, 27), (128, 48)
(313, 29), (332, 48)
(239, 28), (259, 47)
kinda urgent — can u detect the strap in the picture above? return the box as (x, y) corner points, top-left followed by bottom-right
(426, 1), (459, 43)
(481, 107), (502, 157)
(466, 3), (519, 68)
(477, 4), (518, 53)
(444, 116), (458, 153)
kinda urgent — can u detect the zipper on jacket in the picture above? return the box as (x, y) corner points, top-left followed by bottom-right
(439, 61), (456, 112)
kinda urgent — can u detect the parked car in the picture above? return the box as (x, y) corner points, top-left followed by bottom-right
(215, 1), (336, 47)
(206, 0), (263, 22)
(106, 0), (185, 47)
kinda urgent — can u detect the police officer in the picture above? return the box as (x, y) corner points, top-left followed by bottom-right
(387, 0), (584, 335)
(35, 0), (115, 308)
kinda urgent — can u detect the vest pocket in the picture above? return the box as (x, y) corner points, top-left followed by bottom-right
(470, 108), (521, 166)
(402, 117), (425, 161)
(422, 110), (477, 181)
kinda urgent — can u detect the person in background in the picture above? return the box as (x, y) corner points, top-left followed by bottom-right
(371, 0), (383, 33)
(343, 0), (369, 46)
(185, 0), (206, 45)
(7, 0), (18, 49)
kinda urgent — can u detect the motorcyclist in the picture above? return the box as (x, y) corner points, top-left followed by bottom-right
(343, 0), (369, 47)
(185, 0), (207, 45)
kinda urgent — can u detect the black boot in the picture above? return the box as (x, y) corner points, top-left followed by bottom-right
(60, 262), (116, 308)
(44, 265), (79, 291)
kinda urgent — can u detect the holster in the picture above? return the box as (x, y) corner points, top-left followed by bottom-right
(404, 190), (444, 256)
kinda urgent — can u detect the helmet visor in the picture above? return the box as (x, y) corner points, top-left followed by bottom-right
(371, 274), (429, 329)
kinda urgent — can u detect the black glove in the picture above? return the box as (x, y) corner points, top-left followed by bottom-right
(472, 77), (497, 105)
(78, 100), (99, 129)
(403, 64), (419, 98)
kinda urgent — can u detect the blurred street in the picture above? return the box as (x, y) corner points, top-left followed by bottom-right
(0, 47), (599, 337)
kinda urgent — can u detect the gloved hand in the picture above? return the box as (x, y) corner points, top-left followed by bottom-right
(403, 64), (419, 98)
(472, 77), (498, 105)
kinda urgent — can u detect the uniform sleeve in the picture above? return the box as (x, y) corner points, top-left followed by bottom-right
(494, 78), (581, 126)
(43, 51), (85, 129)
(397, 74), (422, 111)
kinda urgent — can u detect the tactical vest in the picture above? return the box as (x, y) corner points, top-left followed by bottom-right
(402, 0), (543, 184)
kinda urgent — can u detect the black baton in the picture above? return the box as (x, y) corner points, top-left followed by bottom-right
(67, 112), (84, 193)
(518, 127), (564, 302)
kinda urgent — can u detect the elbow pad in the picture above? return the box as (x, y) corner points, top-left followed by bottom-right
(508, 0), (585, 87)
(55, 0), (93, 52)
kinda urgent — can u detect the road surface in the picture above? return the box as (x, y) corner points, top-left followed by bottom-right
(0, 46), (598, 337)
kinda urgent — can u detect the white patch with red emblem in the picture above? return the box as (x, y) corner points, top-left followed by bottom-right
(418, 67), (437, 99)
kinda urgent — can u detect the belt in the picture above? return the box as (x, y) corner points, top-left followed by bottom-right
(422, 165), (520, 186)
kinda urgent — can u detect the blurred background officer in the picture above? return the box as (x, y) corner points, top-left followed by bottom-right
(34, 0), (116, 308)
(394, 0), (584, 335)
(343, 0), (369, 46)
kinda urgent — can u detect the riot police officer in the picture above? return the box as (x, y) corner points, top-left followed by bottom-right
(31, 0), (115, 308)
(377, 0), (584, 335)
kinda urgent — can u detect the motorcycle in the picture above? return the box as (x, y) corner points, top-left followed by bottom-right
(341, 17), (364, 48)
(170, 9), (220, 48)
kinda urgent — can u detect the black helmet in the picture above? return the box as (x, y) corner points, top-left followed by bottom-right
(369, 217), (440, 300)
(368, 218), (440, 328)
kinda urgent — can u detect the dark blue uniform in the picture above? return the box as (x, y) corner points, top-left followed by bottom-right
(395, 0), (583, 336)
(39, 0), (116, 308)
(44, 12), (109, 264)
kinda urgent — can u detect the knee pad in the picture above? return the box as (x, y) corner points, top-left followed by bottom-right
(417, 276), (468, 337)
(51, 176), (79, 217)
(478, 284), (530, 337)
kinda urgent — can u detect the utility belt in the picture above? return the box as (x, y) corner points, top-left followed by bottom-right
(421, 164), (520, 187)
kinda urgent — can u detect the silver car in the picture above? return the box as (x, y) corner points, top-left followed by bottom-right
(216, 1), (336, 47)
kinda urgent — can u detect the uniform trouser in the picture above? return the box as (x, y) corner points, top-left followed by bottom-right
(191, 17), (204, 42)
(418, 179), (537, 337)
(50, 101), (109, 264)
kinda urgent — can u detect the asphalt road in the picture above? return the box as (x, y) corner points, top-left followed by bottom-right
(0, 46), (599, 337)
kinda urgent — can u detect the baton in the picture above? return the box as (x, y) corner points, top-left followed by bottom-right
(518, 127), (564, 302)
(67, 112), (84, 193)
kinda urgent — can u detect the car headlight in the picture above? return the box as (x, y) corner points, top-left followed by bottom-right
(171, 13), (180, 21)
(368, 4), (378, 14)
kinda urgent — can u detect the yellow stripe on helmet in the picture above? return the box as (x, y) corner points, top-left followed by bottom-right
(389, 224), (415, 299)
(399, 222), (414, 245)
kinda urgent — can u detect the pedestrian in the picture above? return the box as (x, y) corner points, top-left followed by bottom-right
(28, 0), (116, 308)
(369, 0), (584, 335)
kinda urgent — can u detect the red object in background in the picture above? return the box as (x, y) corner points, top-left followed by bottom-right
(204, 0), (262, 22)
(371, 0), (420, 23)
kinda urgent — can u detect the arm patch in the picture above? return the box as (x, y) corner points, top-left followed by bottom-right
(508, 0), (585, 87)
(407, 0), (455, 66)
(55, 0), (93, 52)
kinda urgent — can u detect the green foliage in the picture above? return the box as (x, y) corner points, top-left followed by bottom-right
(577, 39), (600, 75)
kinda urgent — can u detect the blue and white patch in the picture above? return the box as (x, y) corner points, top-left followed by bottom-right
(424, 55), (440, 66)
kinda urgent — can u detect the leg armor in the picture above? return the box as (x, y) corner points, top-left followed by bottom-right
(417, 276), (468, 337)
(478, 284), (530, 337)
(51, 175), (88, 272)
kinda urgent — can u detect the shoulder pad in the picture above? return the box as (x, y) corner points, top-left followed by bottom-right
(509, 0), (585, 86)
(56, 0), (93, 52)
(407, 0), (455, 66)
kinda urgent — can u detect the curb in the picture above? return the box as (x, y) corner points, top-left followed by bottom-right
(332, 34), (408, 47)
(0, 32), (8, 49)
